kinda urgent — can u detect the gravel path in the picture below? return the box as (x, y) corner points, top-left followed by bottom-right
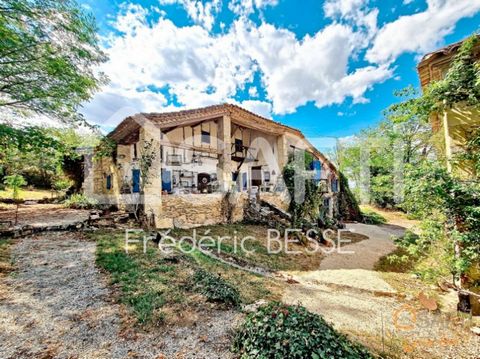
(282, 223), (480, 358)
(319, 223), (404, 270)
(0, 232), (238, 359)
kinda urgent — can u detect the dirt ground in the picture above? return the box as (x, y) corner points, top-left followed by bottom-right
(0, 206), (479, 359)
(0, 204), (89, 228)
(282, 220), (480, 358)
(0, 231), (240, 359)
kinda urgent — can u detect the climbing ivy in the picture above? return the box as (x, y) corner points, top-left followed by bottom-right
(93, 137), (117, 161)
(426, 35), (480, 110)
(283, 153), (334, 238)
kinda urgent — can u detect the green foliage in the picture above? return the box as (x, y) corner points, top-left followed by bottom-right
(385, 86), (433, 125)
(63, 193), (98, 209)
(192, 269), (240, 307)
(338, 114), (432, 208)
(361, 208), (387, 225)
(456, 127), (480, 178)
(94, 137), (117, 160)
(337, 172), (363, 221)
(138, 139), (157, 191)
(402, 161), (480, 277)
(53, 177), (73, 194)
(283, 154), (331, 231)
(0, 123), (100, 188)
(95, 234), (166, 325)
(426, 35), (480, 110)
(0, 0), (107, 123)
(3, 174), (26, 199)
(232, 301), (372, 359)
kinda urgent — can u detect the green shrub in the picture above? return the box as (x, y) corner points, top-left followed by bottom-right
(193, 269), (240, 307)
(64, 193), (98, 209)
(3, 174), (27, 200)
(233, 302), (372, 359)
(53, 178), (73, 194)
(361, 209), (387, 225)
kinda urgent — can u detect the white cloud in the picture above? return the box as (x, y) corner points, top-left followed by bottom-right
(323, 0), (378, 42)
(324, 0), (367, 19)
(234, 20), (391, 113)
(83, 0), (478, 127)
(366, 0), (480, 64)
(228, 0), (279, 16)
(248, 86), (259, 98)
(159, 0), (221, 30)
(83, 4), (257, 125)
(403, 0), (414, 4)
(82, 4), (395, 125)
(238, 100), (273, 118)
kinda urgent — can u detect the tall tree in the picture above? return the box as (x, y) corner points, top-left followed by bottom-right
(0, 0), (107, 123)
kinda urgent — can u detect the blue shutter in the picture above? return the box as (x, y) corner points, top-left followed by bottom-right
(106, 175), (112, 190)
(312, 160), (322, 183)
(132, 169), (140, 193)
(161, 170), (172, 192)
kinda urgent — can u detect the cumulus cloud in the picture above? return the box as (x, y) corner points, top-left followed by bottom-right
(324, 0), (367, 19)
(238, 100), (273, 118)
(229, 0), (279, 16)
(159, 0), (221, 30)
(234, 20), (391, 113)
(81, 0), (480, 126)
(84, 4), (255, 125)
(366, 0), (480, 64)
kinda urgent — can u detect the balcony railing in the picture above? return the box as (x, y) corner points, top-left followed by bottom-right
(166, 154), (182, 166)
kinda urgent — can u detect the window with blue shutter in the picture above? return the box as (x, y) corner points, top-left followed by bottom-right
(132, 169), (140, 193)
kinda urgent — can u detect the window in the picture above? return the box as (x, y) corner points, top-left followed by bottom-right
(201, 130), (210, 144)
(332, 178), (339, 192)
(133, 143), (138, 159)
(106, 175), (112, 190)
(235, 138), (243, 152)
(263, 171), (271, 183)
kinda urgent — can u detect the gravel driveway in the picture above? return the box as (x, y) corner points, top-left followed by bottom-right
(0, 232), (238, 359)
(282, 223), (480, 358)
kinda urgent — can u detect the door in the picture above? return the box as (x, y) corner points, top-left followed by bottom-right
(162, 169), (172, 192)
(251, 166), (262, 187)
(197, 172), (211, 192)
(242, 172), (248, 191)
(132, 169), (140, 193)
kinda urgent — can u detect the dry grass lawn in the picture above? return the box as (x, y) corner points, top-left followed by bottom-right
(0, 188), (57, 201)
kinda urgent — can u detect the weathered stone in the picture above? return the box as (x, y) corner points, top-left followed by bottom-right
(242, 300), (268, 313)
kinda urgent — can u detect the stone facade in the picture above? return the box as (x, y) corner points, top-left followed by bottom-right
(160, 192), (248, 229)
(260, 192), (290, 212)
(84, 104), (340, 229)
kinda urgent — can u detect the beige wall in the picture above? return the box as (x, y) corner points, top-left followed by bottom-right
(161, 192), (247, 228)
(433, 104), (480, 178)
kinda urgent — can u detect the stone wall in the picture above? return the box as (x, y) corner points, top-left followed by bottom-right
(160, 192), (248, 229)
(260, 191), (290, 211)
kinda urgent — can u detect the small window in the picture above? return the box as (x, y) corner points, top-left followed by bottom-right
(201, 131), (210, 144)
(264, 171), (271, 183)
(106, 175), (112, 190)
(235, 138), (243, 152)
(133, 143), (138, 159)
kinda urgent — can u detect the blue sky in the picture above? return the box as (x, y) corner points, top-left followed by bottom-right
(79, 0), (480, 139)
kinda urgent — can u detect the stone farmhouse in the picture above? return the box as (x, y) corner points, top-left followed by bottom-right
(83, 104), (339, 228)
